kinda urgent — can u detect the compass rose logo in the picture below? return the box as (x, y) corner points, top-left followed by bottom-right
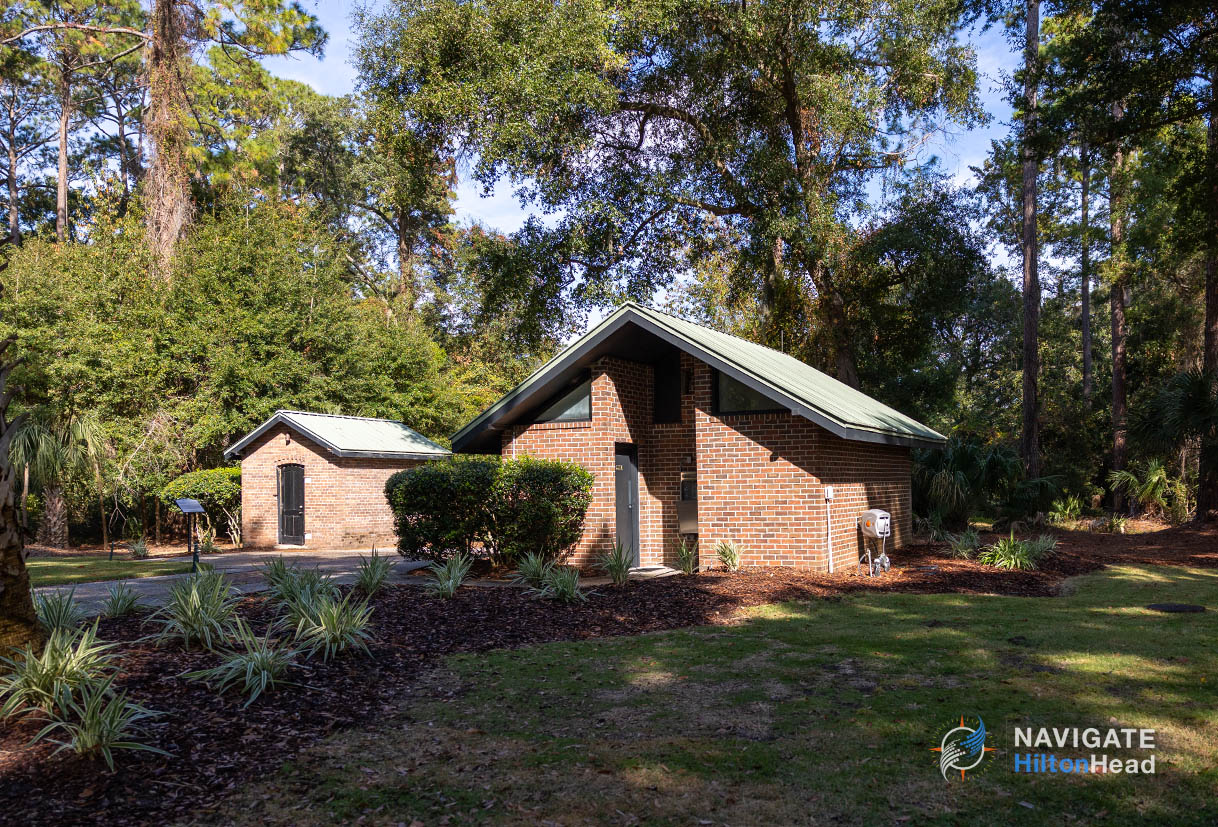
(931, 714), (995, 780)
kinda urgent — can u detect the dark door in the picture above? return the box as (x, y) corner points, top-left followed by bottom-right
(278, 464), (305, 544)
(614, 444), (639, 566)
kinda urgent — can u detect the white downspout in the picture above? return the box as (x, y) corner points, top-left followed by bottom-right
(825, 485), (835, 573)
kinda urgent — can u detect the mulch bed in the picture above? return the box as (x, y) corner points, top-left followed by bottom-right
(2, 525), (1215, 825)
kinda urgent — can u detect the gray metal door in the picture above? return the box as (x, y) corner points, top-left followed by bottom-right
(278, 464), (305, 544)
(614, 445), (639, 566)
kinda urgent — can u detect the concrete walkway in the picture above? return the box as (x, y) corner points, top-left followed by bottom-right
(34, 552), (680, 615)
(34, 549), (431, 615)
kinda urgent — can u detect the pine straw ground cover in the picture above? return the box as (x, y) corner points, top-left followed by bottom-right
(0, 526), (1215, 825)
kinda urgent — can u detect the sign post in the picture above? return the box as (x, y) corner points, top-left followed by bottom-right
(175, 498), (207, 574)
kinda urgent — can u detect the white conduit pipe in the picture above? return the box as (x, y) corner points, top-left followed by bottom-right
(825, 486), (834, 573)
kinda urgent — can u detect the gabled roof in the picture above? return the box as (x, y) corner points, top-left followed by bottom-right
(225, 410), (450, 460)
(452, 302), (946, 451)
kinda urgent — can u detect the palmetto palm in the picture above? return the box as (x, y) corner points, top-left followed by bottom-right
(9, 409), (106, 548)
(1107, 460), (1174, 519)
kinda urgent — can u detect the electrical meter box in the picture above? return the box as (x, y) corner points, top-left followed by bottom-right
(858, 509), (891, 539)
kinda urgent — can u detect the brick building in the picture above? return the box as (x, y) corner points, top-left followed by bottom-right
(453, 303), (945, 571)
(225, 411), (449, 549)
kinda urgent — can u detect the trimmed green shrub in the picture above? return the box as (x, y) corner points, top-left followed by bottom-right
(160, 467), (241, 540)
(385, 455), (593, 567)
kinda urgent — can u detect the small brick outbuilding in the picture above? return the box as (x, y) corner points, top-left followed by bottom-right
(225, 411), (449, 550)
(452, 303), (945, 571)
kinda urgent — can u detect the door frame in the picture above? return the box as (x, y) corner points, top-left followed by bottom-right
(277, 463), (305, 545)
(614, 443), (640, 566)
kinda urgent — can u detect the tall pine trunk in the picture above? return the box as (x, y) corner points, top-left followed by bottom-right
(1199, 66), (1218, 520)
(1080, 141), (1093, 406)
(145, 0), (193, 270)
(6, 138), (18, 246)
(1109, 134), (1129, 514)
(1020, 0), (1041, 479)
(55, 66), (71, 243)
(0, 337), (39, 655)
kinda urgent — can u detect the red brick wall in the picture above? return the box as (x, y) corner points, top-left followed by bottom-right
(690, 360), (911, 571)
(240, 424), (424, 550)
(500, 352), (911, 570)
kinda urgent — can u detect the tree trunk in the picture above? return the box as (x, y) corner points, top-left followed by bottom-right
(827, 289), (861, 389)
(1110, 137), (1129, 514)
(1080, 141), (1093, 406)
(0, 339), (39, 655)
(145, 0), (193, 271)
(1019, 0), (1041, 479)
(36, 485), (68, 548)
(55, 67), (71, 243)
(1199, 67), (1218, 521)
(6, 140), (18, 247)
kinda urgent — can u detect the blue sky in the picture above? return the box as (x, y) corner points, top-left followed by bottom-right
(262, 1), (1021, 235)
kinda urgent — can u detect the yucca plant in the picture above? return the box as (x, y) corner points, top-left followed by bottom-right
(714, 540), (742, 572)
(184, 618), (299, 707)
(598, 541), (633, 586)
(0, 624), (117, 717)
(33, 676), (168, 771)
(260, 556), (295, 593)
(946, 528), (981, 559)
(672, 537), (699, 575)
(531, 566), (587, 603)
(978, 532), (1038, 571)
(101, 582), (143, 618)
(426, 553), (472, 599)
(510, 551), (555, 589)
(128, 538), (149, 559)
(36, 588), (84, 633)
(355, 549), (395, 596)
(147, 570), (240, 650)
(293, 593), (373, 662)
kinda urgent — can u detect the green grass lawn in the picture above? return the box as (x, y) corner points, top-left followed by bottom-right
(220, 565), (1218, 825)
(27, 555), (197, 587)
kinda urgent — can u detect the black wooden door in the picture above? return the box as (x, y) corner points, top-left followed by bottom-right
(278, 464), (305, 544)
(614, 445), (639, 566)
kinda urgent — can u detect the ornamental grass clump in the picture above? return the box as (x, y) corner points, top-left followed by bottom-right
(33, 676), (167, 771)
(292, 593), (373, 663)
(714, 540), (742, 572)
(511, 551), (555, 589)
(598, 541), (633, 586)
(0, 624), (117, 718)
(426, 552), (472, 599)
(531, 566), (587, 603)
(128, 538), (150, 559)
(672, 537), (699, 575)
(947, 528), (981, 559)
(101, 582), (143, 618)
(147, 570), (240, 650)
(36, 588), (84, 633)
(185, 617), (299, 707)
(355, 549), (395, 596)
(978, 532), (1038, 571)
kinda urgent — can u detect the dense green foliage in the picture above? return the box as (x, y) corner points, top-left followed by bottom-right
(160, 467), (241, 526)
(385, 456), (594, 565)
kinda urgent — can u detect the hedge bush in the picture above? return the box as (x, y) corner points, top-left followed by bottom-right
(385, 455), (593, 566)
(160, 467), (242, 538)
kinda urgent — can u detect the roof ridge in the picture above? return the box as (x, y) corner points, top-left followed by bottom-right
(279, 409), (408, 426)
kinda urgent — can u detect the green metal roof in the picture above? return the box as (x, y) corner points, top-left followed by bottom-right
(226, 410), (450, 460)
(452, 302), (946, 451)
